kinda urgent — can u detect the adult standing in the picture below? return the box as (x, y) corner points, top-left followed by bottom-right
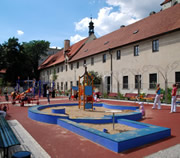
(152, 84), (161, 109)
(170, 83), (177, 113)
(46, 86), (50, 104)
(4, 87), (9, 101)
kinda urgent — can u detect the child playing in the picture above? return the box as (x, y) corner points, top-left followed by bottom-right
(139, 102), (145, 117)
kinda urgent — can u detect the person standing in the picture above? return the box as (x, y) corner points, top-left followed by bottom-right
(46, 86), (50, 104)
(170, 84), (177, 113)
(152, 84), (161, 109)
(4, 87), (9, 101)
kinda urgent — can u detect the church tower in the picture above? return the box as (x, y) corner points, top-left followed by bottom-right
(88, 17), (94, 36)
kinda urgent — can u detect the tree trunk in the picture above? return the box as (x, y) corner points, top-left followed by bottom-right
(165, 79), (168, 103)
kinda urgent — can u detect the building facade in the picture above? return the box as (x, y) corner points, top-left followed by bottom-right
(39, 3), (180, 95)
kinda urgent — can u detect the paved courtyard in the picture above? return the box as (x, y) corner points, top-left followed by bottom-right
(0, 96), (180, 158)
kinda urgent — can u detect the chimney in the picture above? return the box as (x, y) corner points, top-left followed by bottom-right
(64, 40), (70, 55)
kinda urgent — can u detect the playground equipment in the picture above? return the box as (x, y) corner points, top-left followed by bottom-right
(78, 65), (94, 110)
(12, 87), (39, 106)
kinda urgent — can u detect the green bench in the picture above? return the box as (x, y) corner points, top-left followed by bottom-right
(0, 116), (20, 158)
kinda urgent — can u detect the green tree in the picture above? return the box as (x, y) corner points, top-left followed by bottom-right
(23, 40), (50, 79)
(1, 37), (25, 84)
(88, 71), (102, 84)
(0, 44), (6, 70)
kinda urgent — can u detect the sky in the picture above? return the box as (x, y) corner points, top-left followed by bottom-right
(0, 0), (163, 48)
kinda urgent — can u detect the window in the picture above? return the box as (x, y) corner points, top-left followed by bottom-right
(84, 60), (86, 65)
(47, 70), (49, 75)
(54, 68), (56, 74)
(71, 63), (73, 70)
(76, 81), (79, 86)
(91, 57), (94, 65)
(123, 76), (128, 89)
(57, 82), (59, 90)
(77, 62), (79, 69)
(57, 67), (59, 73)
(65, 82), (68, 90)
(70, 81), (73, 88)
(149, 73), (157, 89)
(66, 65), (68, 71)
(152, 40), (159, 52)
(116, 50), (121, 60)
(43, 71), (45, 76)
(50, 69), (51, 75)
(103, 54), (106, 63)
(135, 75), (141, 89)
(175, 72), (180, 88)
(61, 66), (63, 72)
(61, 82), (63, 90)
(134, 45), (139, 56)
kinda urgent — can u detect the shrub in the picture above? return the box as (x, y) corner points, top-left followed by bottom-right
(103, 93), (108, 98)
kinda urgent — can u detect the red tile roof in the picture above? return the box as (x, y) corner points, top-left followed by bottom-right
(70, 4), (180, 62)
(161, 0), (171, 5)
(39, 37), (88, 70)
(0, 69), (6, 73)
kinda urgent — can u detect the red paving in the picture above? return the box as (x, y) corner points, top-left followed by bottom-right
(1, 96), (180, 158)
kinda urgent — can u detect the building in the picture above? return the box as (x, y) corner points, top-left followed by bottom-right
(39, 3), (180, 95)
(39, 47), (62, 66)
(161, 0), (180, 10)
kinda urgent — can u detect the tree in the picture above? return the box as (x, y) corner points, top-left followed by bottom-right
(0, 44), (6, 70)
(88, 71), (102, 85)
(23, 40), (50, 79)
(1, 37), (25, 84)
(152, 61), (180, 103)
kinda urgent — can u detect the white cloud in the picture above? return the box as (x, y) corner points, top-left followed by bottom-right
(106, 0), (162, 18)
(50, 46), (62, 49)
(17, 30), (24, 36)
(75, 17), (90, 32)
(70, 34), (86, 44)
(75, 0), (162, 37)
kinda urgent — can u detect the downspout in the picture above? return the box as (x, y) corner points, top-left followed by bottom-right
(109, 48), (113, 93)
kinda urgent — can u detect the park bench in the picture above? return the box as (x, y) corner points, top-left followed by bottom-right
(176, 95), (180, 104)
(0, 116), (20, 157)
(176, 95), (180, 100)
(145, 94), (164, 101)
(108, 93), (118, 99)
(124, 93), (138, 100)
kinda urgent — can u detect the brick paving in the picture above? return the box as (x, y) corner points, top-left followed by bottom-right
(1, 96), (180, 158)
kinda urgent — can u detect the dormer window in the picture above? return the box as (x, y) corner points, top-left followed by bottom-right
(133, 30), (139, 34)
(104, 41), (109, 45)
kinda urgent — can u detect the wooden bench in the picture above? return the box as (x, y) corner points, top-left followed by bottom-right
(175, 95), (180, 104)
(124, 93), (138, 100)
(143, 94), (164, 102)
(20, 97), (40, 106)
(108, 93), (118, 98)
(176, 95), (180, 100)
(0, 116), (20, 157)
